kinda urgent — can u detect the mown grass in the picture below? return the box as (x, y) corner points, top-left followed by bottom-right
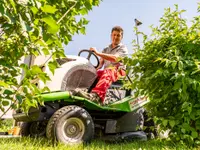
(0, 119), (13, 132)
(0, 137), (195, 150)
(0, 119), (197, 150)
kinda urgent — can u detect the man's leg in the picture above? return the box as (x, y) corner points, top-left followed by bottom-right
(73, 68), (125, 104)
(92, 68), (119, 103)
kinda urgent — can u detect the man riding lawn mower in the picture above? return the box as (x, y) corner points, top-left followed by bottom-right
(13, 26), (157, 144)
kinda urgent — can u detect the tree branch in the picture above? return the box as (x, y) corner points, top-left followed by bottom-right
(0, 100), (16, 119)
(57, 2), (77, 24)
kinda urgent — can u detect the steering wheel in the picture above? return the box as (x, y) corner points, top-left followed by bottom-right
(78, 49), (100, 68)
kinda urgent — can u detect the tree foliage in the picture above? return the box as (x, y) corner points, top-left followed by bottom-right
(124, 4), (200, 145)
(0, 0), (100, 114)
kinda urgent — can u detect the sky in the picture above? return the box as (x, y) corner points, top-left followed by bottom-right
(64, 0), (199, 56)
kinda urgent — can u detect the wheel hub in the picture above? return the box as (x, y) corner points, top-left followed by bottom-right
(62, 117), (85, 141)
(67, 125), (77, 134)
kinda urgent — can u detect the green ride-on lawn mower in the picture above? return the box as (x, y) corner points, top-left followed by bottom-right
(13, 50), (156, 144)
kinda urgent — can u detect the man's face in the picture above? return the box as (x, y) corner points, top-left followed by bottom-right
(111, 30), (123, 46)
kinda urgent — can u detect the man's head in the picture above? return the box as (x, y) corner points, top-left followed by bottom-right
(111, 26), (123, 46)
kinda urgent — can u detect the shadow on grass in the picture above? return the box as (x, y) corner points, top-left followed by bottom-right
(84, 139), (192, 150)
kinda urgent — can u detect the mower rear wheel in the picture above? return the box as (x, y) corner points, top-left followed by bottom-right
(20, 121), (46, 137)
(137, 108), (145, 130)
(46, 105), (94, 144)
(143, 110), (158, 139)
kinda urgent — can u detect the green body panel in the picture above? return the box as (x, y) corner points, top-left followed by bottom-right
(40, 91), (149, 112)
(40, 91), (70, 101)
(108, 96), (149, 112)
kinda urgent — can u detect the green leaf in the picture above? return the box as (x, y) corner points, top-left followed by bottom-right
(42, 48), (50, 55)
(0, 3), (5, 14)
(2, 100), (9, 106)
(187, 106), (192, 114)
(192, 81), (197, 90)
(178, 61), (183, 70)
(80, 8), (88, 15)
(195, 120), (200, 130)
(84, 1), (92, 10)
(154, 58), (162, 62)
(36, 39), (48, 47)
(171, 61), (177, 69)
(3, 89), (13, 95)
(19, 15), (28, 34)
(83, 18), (89, 25)
(169, 120), (175, 128)
(41, 16), (59, 34)
(31, 65), (42, 74)
(48, 61), (59, 74)
(164, 59), (170, 68)
(41, 86), (50, 93)
(182, 123), (191, 131)
(16, 94), (23, 103)
(194, 104), (200, 108)
(162, 119), (168, 127)
(0, 81), (8, 88)
(20, 64), (29, 71)
(39, 74), (50, 83)
(191, 69), (200, 75)
(181, 128), (186, 133)
(173, 82), (181, 90)
(80, 27), (86, 34)
(9, 0), (17, 14)
(182, 102), (190, 109)
(31, 7), (38, 15)
(41, 5), (57, 14)
(192, 131), (198, 138)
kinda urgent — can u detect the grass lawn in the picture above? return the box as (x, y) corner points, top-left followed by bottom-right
(0, 137), (195, 150)
(0, 119), (197, 150)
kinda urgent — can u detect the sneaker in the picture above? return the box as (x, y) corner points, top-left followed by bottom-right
(70, 88), (87, 96)
(76, 90), (101, 103)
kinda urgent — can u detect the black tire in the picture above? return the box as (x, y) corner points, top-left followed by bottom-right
(136, 108), (158, 139)
(143, 110), (158, 139)
(19, 121), (46, 137)
(137, 108), (145, 130)
(46, 105), (94, 144)
(20, 122), (30, 136)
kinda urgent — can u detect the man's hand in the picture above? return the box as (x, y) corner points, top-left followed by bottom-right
(90, 47), (98, 55)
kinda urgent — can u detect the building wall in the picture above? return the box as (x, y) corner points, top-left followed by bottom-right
(0, 55), (48, 119)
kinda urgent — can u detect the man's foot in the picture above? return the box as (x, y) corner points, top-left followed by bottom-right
(70, 88), (88, 96)
(71, 89), (100, 103)
(70, 88), (101, 104)
(78, 91), (100, 101)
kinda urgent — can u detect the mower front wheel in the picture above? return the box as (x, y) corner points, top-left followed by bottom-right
(46, 105), (94, 144)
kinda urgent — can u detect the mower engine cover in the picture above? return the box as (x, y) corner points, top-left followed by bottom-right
(38, 55), (97, 91)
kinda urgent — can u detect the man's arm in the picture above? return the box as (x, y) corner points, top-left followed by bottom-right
(90, 47), (118, 62)
(96, 52), (117, 62)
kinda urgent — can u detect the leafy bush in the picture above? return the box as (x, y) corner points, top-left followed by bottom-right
(0, 0), (100, 114)
(124, 4), (200, 145)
